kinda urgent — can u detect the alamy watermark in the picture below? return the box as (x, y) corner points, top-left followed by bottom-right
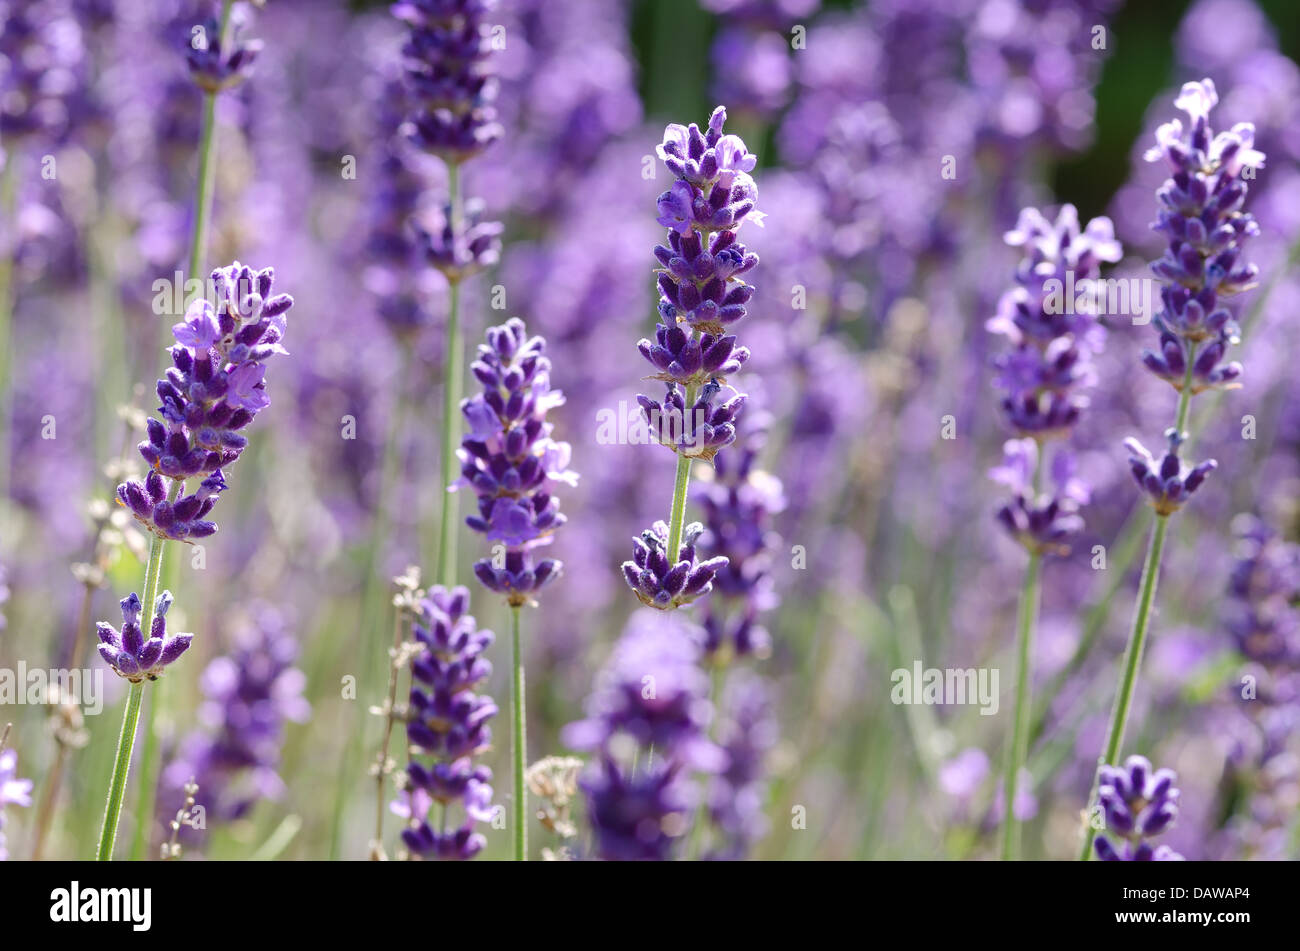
(890, 661), (1000, 716)
(0, 664), (105, 716)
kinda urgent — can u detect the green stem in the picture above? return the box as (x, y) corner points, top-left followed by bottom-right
(664, 384), (698, 559)
(96, 524), (170, 861)
(511, 605), (526, 861)
(1079, 349), (1196, 861)
(1078, 514), (1169, 860)
(1001, 550), (1041, 860)
(0, 149), (17, 524)
(435, 162), (464, 586)
(327, 349), (411, 860)
(181, 0), (232, 309)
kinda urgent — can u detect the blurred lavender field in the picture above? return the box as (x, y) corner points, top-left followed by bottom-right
(0, 0), (1298, 863)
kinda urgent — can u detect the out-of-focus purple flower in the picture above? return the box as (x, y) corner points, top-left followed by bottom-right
(987, 204), (1121, 438)
(96, 591), (193, 684)
(564, 615), (723, 860)
(0, 0), (84, 143)
(990, 438), (1088, 556)
(115, 262), (292, 542)
(1094, 755), (1185, 861)
(621, 520), (729, 612)
(1124, 430), (1217, 517)
(987, 204), (1119, 554)
(1141, 79), (1262, 394)
(417, 196), (503, 284)
(399, 585), (497, 860)
(456, 317), (574, 606)
(185, 12), (262, 93)
(160, 604), (309, 835)
(393, 0), (503, 163)
(705, 670), (775, 859)
(0, 747), (33, 861)
(694, 434), (783, 662)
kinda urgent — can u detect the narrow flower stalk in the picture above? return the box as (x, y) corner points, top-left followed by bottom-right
(97, 262), (291, 859)
(392, 0), (504, 580)
(394, 586), (497, 861)
(626, 105), (764, 611)
(456, 316), (575, 860)
(986, 204), (1121, 859)
(1081, 79), (1263, 860)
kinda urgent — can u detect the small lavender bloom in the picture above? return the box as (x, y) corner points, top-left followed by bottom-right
(417, 196), (503, 284)
(564, 616), (723, 861)
(393, 0), (503, 163)
(621, 521), (729, 611)
(96, 591), (193, 683)
(1124, 429), (1218, 517)
(1141, 79), (1262, 394)
(400, 585), (497, 860)
(115, 262), (292, 542)
(458, 317), (576, 606)
(185, 13), (262, 93)
(0, 747), (32, 862)
(636, 380), (746, 460)
(1094, 755), (1185, 861)
(990, 438), (1089, 555)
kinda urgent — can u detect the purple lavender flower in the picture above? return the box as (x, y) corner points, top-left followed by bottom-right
(987, 204), (1119, 555)
(0, 747), (32, 862)
(564, 615), (723, 860)
(185, 12), (262, 93)
(393, 0), (503, 163)
(399, 585), (497, 860)
(1093, 755), (1185, 861)
(96, 591), (193, 684)
(115, 262), (292, 542)
(160, 605), (310, 834)
(417, 197), (503, 284)
(987, 204), (1121, 439)
(990, 439), (1088, 556)
(635, 106), (762, 462)
(457, 317), (576, 606)
(1226, 515), (1300, 670)
(1142, 80), (1262, 390)
(1124, 429), (1218, 517)
(621, 521), (729, 612)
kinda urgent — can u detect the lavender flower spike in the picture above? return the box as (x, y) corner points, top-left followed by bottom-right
(1141, 78), (1261, 396)
(1093, 756), (1185, 861)
(185, 12), (263, 93)
(398, 585), (497, 861)
(96, 591), (193, 684)
(115, 262), (292, 542)
(1124, 429), (1217, 517)
(457, 317), (576, 606)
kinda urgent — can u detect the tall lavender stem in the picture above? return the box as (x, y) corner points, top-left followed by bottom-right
(435, 162), (463, 584)
(1080, 79), (1261, 859)
(510, 604), (526, 861)
(96, 501), (171, 861)
(986, 204), (1121, 858)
